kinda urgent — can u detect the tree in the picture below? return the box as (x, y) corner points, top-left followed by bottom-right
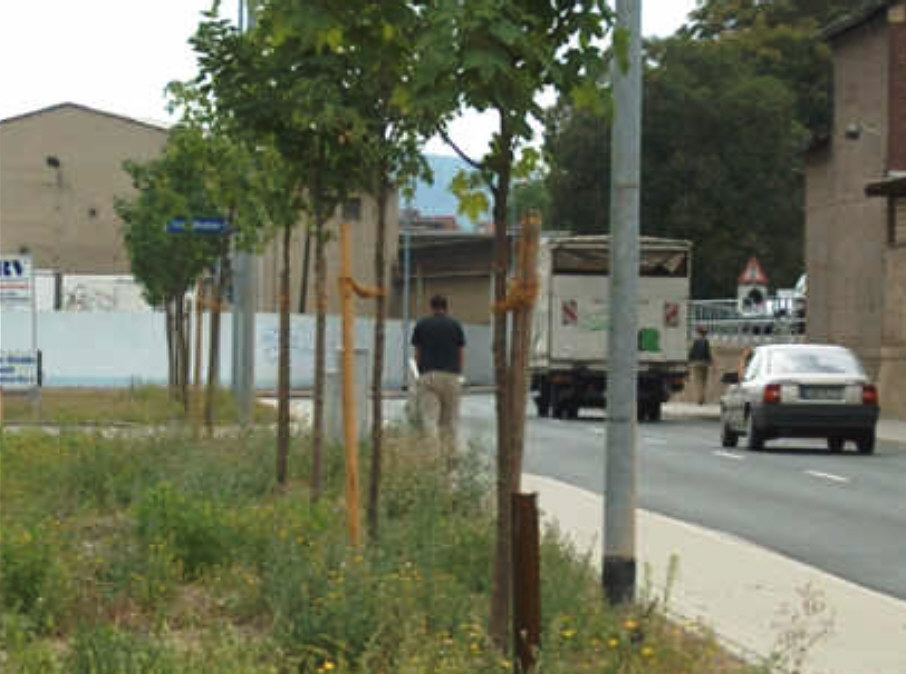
(546, 31), (810, 297)
(116, 126), (232, 410)
(302, 0), (430, 541)
(188, 3), (365, 494)
(412, 0), (613, 647)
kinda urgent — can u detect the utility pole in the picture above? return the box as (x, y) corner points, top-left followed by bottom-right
(604, 0), (642, 605)
(232, 0), (257, 425)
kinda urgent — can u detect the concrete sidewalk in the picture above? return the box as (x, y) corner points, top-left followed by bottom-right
(523, 474), (906, 674)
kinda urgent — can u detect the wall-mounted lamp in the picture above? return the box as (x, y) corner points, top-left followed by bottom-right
(844, 121), (882, 141)
(46, 155), (61, 168)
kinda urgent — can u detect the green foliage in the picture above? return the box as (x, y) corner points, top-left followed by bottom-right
(546, 30), (809, 297)
(0, 520), (72, 635)
(115, 126), (232, 308)
(0, 423), (769, 674)
(66, 624), (176, 674)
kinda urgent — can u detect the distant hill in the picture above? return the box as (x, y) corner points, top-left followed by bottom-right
(405, 154), (491, 231)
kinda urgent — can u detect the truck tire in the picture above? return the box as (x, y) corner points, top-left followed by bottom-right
(535, 381), (552, 418)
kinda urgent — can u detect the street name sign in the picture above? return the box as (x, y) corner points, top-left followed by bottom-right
(166, 218), (229, 235)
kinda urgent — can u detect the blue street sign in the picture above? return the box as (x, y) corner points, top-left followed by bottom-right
(166, 218), (229, 235)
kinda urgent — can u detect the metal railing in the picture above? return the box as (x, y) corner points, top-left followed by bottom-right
(689, 298), (806, 345)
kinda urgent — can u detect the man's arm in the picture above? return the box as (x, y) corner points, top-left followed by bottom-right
(458, 347), (464, 373)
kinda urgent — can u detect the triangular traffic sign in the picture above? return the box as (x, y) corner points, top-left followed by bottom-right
(738, 256), (769, 285)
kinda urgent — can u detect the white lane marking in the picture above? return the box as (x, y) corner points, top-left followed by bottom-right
(805, 470), (850, 484)
(644, 437), (668, 446)
(713, 450), (744, 461)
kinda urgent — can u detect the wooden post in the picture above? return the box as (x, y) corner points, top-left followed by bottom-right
(508, 213), (542, 485)
(512, 492), (541, 673)
(193, 278), (205, 434)
(340, 222), (362, 547)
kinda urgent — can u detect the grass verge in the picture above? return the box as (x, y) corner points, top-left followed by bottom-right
(0, 387), (277, 426)
(1, 421), (773, 673)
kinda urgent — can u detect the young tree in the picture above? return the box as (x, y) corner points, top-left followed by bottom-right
(188, 3), (365, 492)
(301, 0), (430, 541)
(116, 127), (232, 410)
(412, 0), (613, 647)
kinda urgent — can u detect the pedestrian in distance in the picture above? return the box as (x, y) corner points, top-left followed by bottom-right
(411, 294), (466, 462)
(688, 325), (713, 405)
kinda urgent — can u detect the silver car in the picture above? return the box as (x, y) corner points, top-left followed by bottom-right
(720, 344), (880, 453)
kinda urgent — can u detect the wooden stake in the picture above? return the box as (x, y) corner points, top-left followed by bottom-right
(512, 492), (541, 673)
(340, 222), (362, 547)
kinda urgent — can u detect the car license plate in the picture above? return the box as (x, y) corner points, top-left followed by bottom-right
(800, 385), (842, 401)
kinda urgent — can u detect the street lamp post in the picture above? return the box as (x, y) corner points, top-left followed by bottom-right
(604, 0), (642, 605)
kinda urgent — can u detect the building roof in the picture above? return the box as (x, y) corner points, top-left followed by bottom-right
(821, 1), (896, 42)
(0, 102), (169, 133)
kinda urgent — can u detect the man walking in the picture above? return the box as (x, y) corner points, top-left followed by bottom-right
(688, 325), (713, 405)
(411, 294), (466, 457)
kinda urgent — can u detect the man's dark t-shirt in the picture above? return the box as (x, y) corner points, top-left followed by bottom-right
(411, 314), (466, 374)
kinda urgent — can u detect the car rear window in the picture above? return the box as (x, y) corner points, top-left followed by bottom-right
(769, 349), (864, 376)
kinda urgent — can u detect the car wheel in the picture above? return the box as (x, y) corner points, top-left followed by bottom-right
(746, 412), (764, 451)
(827, 437), (844, 453)
(857, 430), (876, 455)
(649, 401), (662, 423)
(721, 417), (739, 448)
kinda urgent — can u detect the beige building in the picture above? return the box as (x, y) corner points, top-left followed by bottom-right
(805, 0), (906, 416)
(0, 103), (168, 274)
(389, 231), (496, 325)
(0, 102), (396, 315)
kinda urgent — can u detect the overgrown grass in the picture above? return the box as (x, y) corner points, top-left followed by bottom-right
(0, 386), (277, 425)
(1, 420), (773, 673)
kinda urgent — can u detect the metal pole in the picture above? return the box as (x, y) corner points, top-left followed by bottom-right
(232, 0), (257, 425)
(604, 0), (642, 605)
(401, 203), (412, 388)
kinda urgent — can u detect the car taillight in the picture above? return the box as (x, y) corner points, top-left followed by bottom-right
(863, 384), (879, 406)
(763, 384), (781, 404)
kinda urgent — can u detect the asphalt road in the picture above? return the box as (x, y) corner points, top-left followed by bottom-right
(456, 395), (906, 602)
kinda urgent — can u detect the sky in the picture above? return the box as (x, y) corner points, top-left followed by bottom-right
(0, 0), (699, 158)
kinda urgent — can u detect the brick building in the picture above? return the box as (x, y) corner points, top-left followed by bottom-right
(805, 0), (906, 416)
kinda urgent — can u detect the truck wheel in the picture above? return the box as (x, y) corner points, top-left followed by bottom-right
(535, 382), (552, 418)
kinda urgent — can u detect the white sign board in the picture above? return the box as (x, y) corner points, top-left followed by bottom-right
(0, 350), (39, 390)
(0, 255), (33, 307)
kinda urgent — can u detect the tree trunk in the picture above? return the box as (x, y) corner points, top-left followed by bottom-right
(507, 215), (541, 483)
(277, 226), (292, 487)
(166, 300), (176, 398)
(205, 260), (226, 436)
(174, 293), (190, 413)
(368, 182), (389, 542)
(489, 127), (516, 650)
(299, 229), (312, 313)
(312, 218), (327, 502)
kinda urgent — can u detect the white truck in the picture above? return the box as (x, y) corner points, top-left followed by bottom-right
(530, 235), (692, 422)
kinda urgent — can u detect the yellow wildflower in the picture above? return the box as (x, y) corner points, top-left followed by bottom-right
(642, 646), (655, 659)
(608, 638), (620, 649)
(623, 619), (638, 631)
